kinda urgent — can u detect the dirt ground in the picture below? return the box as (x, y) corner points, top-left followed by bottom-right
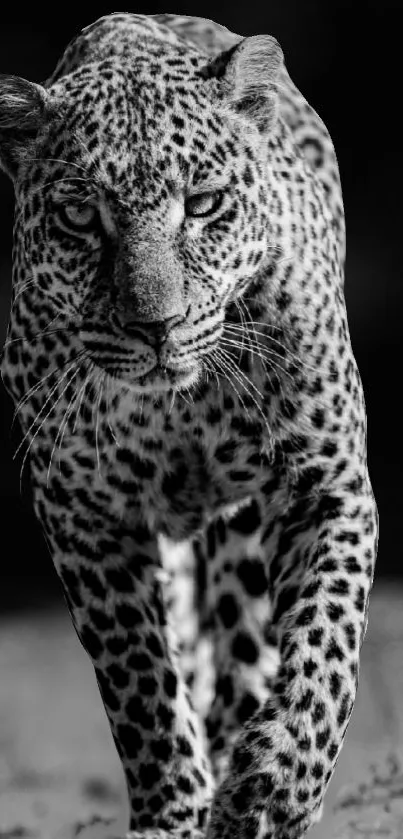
(1, 580), (402, 839)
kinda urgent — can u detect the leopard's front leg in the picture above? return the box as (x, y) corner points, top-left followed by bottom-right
(207, 478), (378, 839)
(45, 514), (213, 836)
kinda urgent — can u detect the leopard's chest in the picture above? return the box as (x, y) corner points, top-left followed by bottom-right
(26, 390), (279, 543)
(136, 430), (272, 540)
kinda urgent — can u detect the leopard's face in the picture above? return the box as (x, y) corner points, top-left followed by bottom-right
(13, 46), (276, 395)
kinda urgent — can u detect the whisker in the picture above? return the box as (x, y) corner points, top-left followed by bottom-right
(71, 132), (104, 183)
(210, 347), (252, 421)
(184, 383), (195, 405)
(11, 279), (37, 302)
(238, 295), (269, 374)
(216, 344), (265, 402)
(226, 320), (283, 336)
(18, 366), (81, 493)
(179, 386), (192, 407)
(220, 335), (294, 382)
(226, 316), (283, 335)
(213, 345), (273, 439)
(11, 349), (88, 427)
(57, 376), (87, 465)
(224, 322), (318, 374)
(14, 357), (84, 461)
(224, 323), (290, 364)
(40, 175), (88, 189)
(72, 365), (95, 434)
(94, 370), (105, 479)
(106, 374), (121, 448)
(201, 357), (220, 389)
(47, 374), (83, 485)
(23, 156), (88, 173)
(276, 255), (294, 266)
(4, 323), (73, 350)
(168, 389), (176, 414)
(233, 299), (247, 357)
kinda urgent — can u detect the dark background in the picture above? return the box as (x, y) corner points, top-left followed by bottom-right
(0, 3), (400, 611)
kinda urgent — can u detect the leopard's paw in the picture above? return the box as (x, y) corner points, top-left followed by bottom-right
(207, 718), (326, 838)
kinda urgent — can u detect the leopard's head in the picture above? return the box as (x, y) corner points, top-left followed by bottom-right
(0, 22), (285, 395)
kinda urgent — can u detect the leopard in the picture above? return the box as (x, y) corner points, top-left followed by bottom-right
(0, 13), (378, 839)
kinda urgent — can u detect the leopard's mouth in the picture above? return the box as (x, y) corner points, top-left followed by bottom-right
(80, 322), (202, 393)
(104, 360), (201, 395)
(130, 362), (200, 393)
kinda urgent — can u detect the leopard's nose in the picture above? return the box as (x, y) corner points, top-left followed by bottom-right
(115, 311), (186, 346)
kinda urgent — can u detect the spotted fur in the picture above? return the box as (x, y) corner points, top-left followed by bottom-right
(0, 14), (377, 839)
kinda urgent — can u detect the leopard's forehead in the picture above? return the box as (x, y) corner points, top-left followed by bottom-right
(44, 44), (248, 201)
(56, 39), (209, 108)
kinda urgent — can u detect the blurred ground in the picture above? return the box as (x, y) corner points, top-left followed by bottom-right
(0, 580), (402, 838)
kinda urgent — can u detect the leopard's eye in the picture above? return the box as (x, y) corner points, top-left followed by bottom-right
(57, 203), (98, 232)
(185, 191), (224, 218)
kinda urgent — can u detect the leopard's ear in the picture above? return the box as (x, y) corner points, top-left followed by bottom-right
(0, 75), (49, 178)
(205, 35), (284, 133)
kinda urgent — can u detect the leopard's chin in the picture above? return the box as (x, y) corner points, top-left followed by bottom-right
(115, 362), (201, 395)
